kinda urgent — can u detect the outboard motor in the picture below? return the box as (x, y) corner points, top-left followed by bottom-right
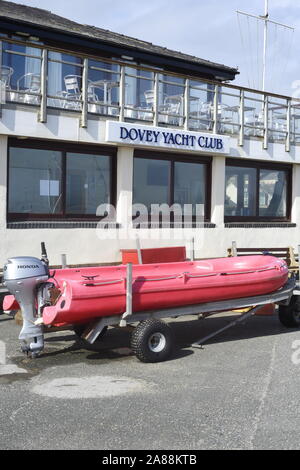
(3, 249), (50, 357)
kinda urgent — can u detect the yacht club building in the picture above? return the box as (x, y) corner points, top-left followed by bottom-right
(0, 0), (299, 266)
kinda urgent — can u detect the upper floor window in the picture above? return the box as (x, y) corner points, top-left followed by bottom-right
(225, 160), (292, 221)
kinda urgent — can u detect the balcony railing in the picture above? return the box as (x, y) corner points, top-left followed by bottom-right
(0, 36), (300, 151)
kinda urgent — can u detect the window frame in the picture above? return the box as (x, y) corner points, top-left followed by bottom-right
(7, 138), (117, 222)
(225, 158), (292, 222)
(133, 150), (212, 225)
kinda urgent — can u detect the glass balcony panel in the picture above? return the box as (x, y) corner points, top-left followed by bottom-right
(124, 67), (154, 119)
(291, 103), (300, 143)
(158, 75), (185, 127)
(88, 60), (120, 116)
(244, 91), (264, 137)
(268, 97), (287, 143)
(218, 87), (240, 135)
(2, 41), (42, 104)
(47, 52), (82, 110)
(188, 80), (214, 131)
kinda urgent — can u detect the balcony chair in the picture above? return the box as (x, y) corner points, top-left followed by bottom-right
(244, 111), (264, 137)
(16, 73), (41, 104)
(63, 75), (82, 110)
(0, 66), (14, 102)
(159, 95), (183, 126)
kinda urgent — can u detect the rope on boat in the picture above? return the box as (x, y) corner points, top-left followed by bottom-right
(82, 279), (123, 286)
(81, 265), (283, 286)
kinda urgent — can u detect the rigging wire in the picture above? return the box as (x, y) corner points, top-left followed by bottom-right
(269, 23), (279, 93)
(278, 27), (294, 94)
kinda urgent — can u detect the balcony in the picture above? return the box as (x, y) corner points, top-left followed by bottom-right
(0, 37), (299, 152)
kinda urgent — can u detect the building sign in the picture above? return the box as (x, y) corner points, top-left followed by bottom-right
(105, 121), (230, 154)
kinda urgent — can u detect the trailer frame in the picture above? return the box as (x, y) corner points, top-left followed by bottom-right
(76, 267), (297, 361)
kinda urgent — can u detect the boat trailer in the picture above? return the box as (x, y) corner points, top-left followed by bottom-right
(78, 265), (297, 362)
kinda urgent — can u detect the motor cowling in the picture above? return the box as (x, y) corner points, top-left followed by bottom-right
(3, 256), (49, 283)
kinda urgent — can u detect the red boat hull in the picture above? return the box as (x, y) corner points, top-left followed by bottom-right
(42, 255), (288, 326)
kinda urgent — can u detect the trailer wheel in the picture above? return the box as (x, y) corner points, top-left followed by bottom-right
(131, 319), (173, 363)
(278, 296), (300, 328)
(73, 324), (108, 340)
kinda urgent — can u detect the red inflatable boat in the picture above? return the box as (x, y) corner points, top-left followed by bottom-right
(3, 255), (288, 327)
(38, 255), (287, 326)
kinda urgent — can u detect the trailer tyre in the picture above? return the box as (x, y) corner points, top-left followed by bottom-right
(131, 319), (173, 363)
(279, 295), (300, 328)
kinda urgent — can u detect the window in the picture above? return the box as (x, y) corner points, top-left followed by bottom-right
(225, 160), (291, 221)
(8, 140), (115, 221)
(133, 152), (211, 225)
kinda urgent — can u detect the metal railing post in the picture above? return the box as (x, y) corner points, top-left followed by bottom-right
(119, 66), (125, 122)
(239, 89), (244, 146)
(286, 99), (291, 152)
(184, 78), (190, 131)
(232, 241), (237, 257)
(119, 263), (133, 327)
(61, 254), (67, 269)
(38, 48), (47, 123)
(80, 57), (88, 128)
(153, 72), (159, 127)
(135, 234), (143, 264)
(263, 94), (269, 149)
(213, 84), (219, 134)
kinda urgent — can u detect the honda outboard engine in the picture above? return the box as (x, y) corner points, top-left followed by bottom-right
(3, 253), (50, 357)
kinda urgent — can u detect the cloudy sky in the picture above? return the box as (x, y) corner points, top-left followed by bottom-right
(6, 0), (300, 96)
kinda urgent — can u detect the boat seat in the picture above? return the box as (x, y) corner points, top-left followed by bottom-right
(227, 245), (299, 273)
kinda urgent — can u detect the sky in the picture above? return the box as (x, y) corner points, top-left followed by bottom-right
(5, 0), (300, 97)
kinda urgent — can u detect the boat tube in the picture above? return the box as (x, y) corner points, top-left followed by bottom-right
(41, 255), (288, 326)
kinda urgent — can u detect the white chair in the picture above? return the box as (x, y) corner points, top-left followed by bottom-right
(16, 73), (41, 104)
(0, 66), (14, 102)
(0, 66), (13, 87)
(63, 75), (82, 110)
(188, 101), (212, 130)
(87, 81), (105, 114)
(137, 89), (155, 120)
(160, 95), (183, 126)
(245, 111), (264, 137)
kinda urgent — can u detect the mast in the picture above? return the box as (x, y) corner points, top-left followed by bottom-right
(262, 0), (268, 92)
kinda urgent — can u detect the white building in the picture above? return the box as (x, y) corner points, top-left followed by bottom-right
(0, 0), (299, 268)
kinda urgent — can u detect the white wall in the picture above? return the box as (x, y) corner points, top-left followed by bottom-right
(0, 106), (300, 266)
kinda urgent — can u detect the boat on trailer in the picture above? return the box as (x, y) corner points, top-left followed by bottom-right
(41, 255), (288, 326)
(3, 248), (298, 362)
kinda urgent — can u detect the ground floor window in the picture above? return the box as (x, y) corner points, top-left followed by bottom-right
(133, 151), (211, 225)
(8, 139), (116, 221)
(225, 159), (292, 221)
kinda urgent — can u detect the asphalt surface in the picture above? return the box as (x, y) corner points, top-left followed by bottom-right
(0, 310), (300, 450)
